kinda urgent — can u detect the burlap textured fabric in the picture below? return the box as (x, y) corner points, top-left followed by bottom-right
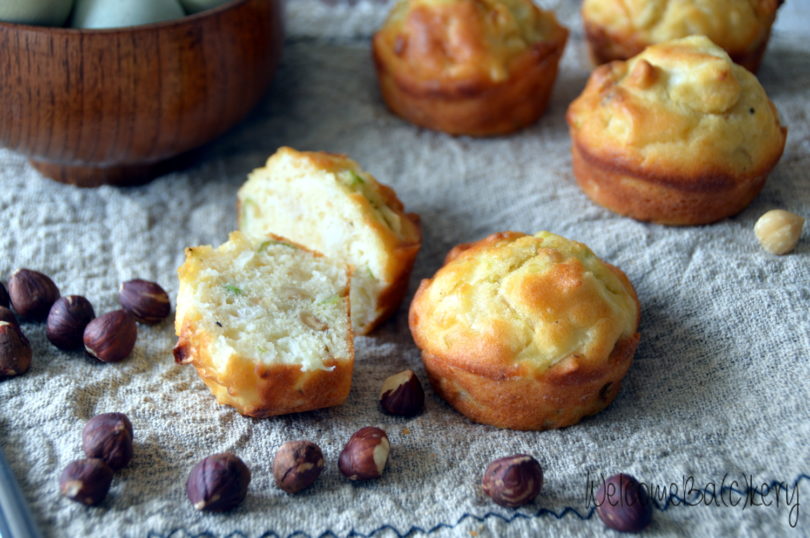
(0, 1), (807, 536)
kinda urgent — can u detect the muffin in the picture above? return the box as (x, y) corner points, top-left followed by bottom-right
(567, 36), (787, 226)
(372, 0), (568, 136)
(238, 147), (422, 335)
(409, 231), (640, 431)
(581, 0), (783, 72)
(173, 231), (353, 418)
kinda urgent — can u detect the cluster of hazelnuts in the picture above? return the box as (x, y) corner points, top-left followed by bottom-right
(185, 368), (429, 512)
(0, 268), (171, 377)
(59, 413), (134, 506)
(481, 456), (652, 533)
(186, 426), (393, 512)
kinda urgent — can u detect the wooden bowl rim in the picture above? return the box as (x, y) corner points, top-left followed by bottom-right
(0, 0), (263, 35)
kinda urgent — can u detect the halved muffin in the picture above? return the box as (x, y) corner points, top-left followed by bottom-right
(238, 147), (422, 335)
(372, 0), (568, 136)
(173, 231), (353, 418)
(409, 231), (640, 431)
(582, 0), (783, 72)
(567, 36), (787, 226)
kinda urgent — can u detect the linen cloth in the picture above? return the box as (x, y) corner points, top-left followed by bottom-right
(1, 1), (808, 536)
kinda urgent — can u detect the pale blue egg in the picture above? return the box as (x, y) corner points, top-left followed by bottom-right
(71, 0), (186, 29)
(179, 0), (232, 15)
(0, 0), (75, 26)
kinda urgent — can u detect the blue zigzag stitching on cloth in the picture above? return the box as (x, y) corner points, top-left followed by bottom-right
(147, 473), (809, 538)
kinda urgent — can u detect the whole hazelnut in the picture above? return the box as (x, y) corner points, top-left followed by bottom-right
(0, 306), (17, 326)
(273, 440), (324, 494)
(338, 426), (390, 481)
(83, 310), (137, 363)
(119, 279), (171, 324)
(754, 209), (804, 255)
(0, 321), (32, 379)
(379, 369), (425, 417)
(482, 454), (543, 508)
(8, 269), (60, 321)
(596, 473), (653, 533)
(82, 413), (134, 470)
(0, 282), (9, 309)
(46, 296), (96, 351)
(59, 458), (113, 506)
(186, 453), (251, 512)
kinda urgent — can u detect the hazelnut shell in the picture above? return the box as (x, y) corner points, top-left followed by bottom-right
(59, 458), (113, 506)
(83, 310), (137, 363)
(0, 321), (32, 379)
(0, 306), (17, 326)
(273, 440), (325, 494)
(379, 369), (425, 417)
(482, 454), (543, 508)
(0, 282), (8, 309)
(82, 413), (134, 470)
(596, 473), (653, 533)
(338, 426), (390, 481)
(8, 269), (60, 321)
(47, 295), (96, 351)
(186, 453), (251, 512)
(119, 279), (170, 324)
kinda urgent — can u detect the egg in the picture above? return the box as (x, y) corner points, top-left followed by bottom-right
(0, 0), (74, 26)
(71, 0), (186, 29)
(179, 0), (232, 15)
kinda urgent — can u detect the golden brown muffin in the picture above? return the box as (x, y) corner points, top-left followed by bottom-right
(238, 147), (422, 335)
(567, 36), (787, 226)
(174, 231), (354, 418)
(372, 0), (568, 136)
(409, 231), (640, 431)
(581, 0), (783, 72)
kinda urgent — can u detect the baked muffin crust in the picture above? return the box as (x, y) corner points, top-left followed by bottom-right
(567, 36), (787, 225)
(582, 0), (783, 71)
(409, 231), (640, 430)
(373, 0), (568, 135)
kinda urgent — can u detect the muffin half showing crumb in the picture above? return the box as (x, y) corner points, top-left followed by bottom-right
(173, 231), (353, 418)
(372, 0), (568, 136)
(238, 147), (422, 335)
(409, 231), (640, 431)
(567, 36), (787, 226)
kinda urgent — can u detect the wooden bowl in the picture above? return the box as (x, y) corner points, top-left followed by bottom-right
(0, 0), (283, 187)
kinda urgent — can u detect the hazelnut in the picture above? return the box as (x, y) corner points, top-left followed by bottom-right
(273, 440), (324, 494)
(82, 413), (134, 470)
(83, 310), (137, 363)
(119, 279), (171, 325)
(0, 321), (32, 379)
(379, 369), (424, 417)
(754, 209), (804, 255)
(596, 473), (653, 533)
(0, 306), (17, 326)
(338, 426), (390, 481)
(0, 282), (8, 309)
(46, 296), (96, 351)
(482, 454), (543, 508)
(8, 269), (60, 321)
(59, 458), (113, 506)
(186, 453), (251, 512)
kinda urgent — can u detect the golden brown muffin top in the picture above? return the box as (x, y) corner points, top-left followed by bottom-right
(409, 231), (639, 378)
(582, 0), (781, 54)
(375, 0), (566, 83)
(567, 36), (786, 180)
